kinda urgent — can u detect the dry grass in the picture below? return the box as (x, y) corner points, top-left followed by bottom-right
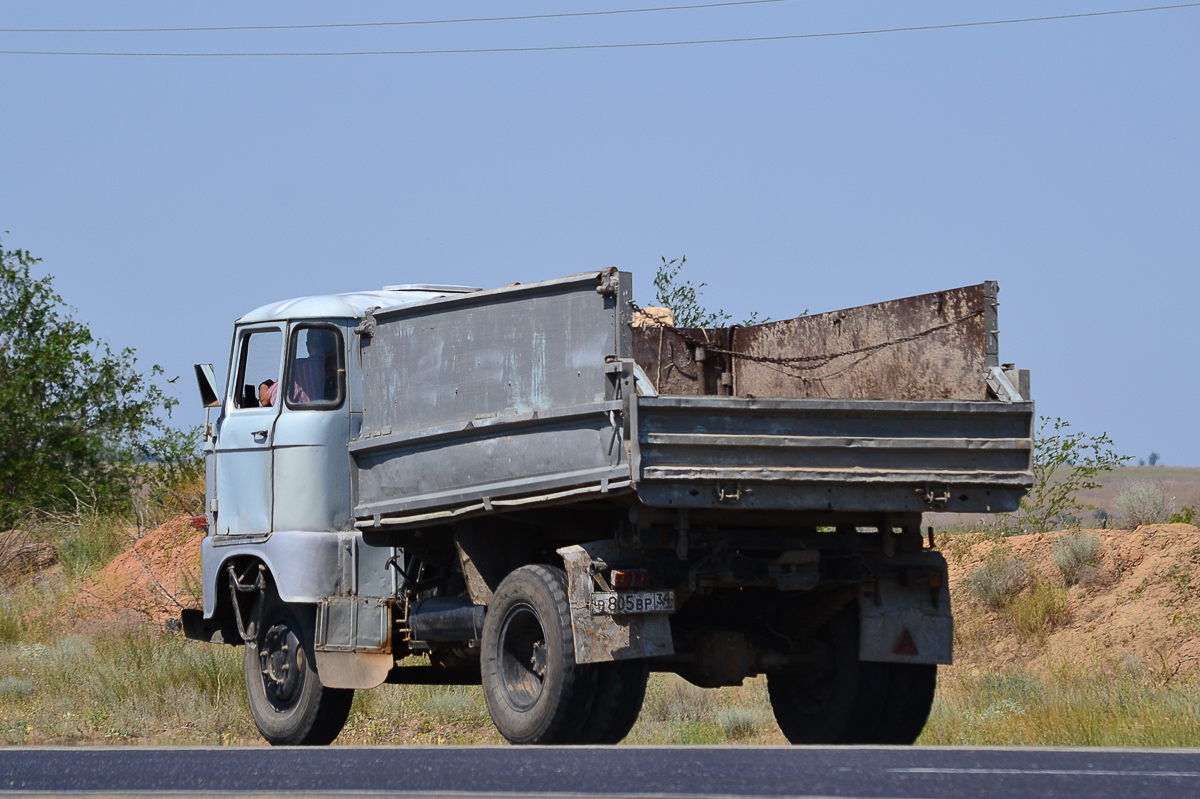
(1006, 583), (1071, 640)
(923, 663), (1200, 747)
(0, 630), (254, 745)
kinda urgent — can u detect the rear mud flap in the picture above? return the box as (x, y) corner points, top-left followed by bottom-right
(558, 542), (674, 665)
(858, 575), (953, 665)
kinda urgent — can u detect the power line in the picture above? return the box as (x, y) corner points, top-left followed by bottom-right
(0, 0), (796, 34)
(1, 3), (1196, 57)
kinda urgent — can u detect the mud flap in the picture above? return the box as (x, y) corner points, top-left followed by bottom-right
(180, 608), (240, 645)
(858, 573), (953, 665)
(557, 542), (674, 665)
(314, 651), (393, 689)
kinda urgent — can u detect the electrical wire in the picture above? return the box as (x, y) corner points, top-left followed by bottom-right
(0, 0), (796, 34)
(0, 3), (1196, 56)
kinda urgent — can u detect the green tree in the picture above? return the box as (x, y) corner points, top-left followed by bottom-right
(0, 237), (193, 525)
(649, 255), (767, 328)
(1014, 416), (1128, 534)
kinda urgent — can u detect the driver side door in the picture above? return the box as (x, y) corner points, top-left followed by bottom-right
(213, 325), (283, 537)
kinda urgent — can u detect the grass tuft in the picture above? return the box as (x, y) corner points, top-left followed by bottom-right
(0, 676), (34, 697)
(421, 688), (487, 725)
(716, 707), (760, 739)
(962, 548), (1029, 609)
(1052, 531), (1103, 585)
(1006, 583), (1071, 639)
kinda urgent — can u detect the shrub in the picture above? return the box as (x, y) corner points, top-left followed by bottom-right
(1113, 481), (1173, 528)
(962, 548), (1029, 609)
(1052, 531), (1103, 586)
(649, 256), (768, 328)
(421, 689), (485, 724)
(0, 676), (34, 697)
(1169, 506), (1197, 526)
(1012, 417), (1128, 534)
(716, 707), (760, 740)
(1007, 583), (1070, 638)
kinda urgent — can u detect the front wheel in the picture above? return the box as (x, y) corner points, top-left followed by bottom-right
(481, 564), (598, 744)
(244, 599), (354, 746)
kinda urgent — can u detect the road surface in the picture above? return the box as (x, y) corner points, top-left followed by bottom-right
(2, 745), (1199, 798)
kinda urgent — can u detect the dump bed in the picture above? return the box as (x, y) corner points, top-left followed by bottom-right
(349, 270), (1032, 529)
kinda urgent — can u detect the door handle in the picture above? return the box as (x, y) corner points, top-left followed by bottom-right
(251, 429), (269, 438)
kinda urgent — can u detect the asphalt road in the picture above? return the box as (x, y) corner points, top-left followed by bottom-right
(2, 746), (1199, 798)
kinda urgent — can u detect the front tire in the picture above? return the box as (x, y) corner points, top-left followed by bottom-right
(481, 565), (598, 744)
(244, 599), (354, 746)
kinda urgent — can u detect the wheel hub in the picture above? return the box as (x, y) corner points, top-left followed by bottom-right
(259, 620), (304, 705)
(530, 640), (547, 678)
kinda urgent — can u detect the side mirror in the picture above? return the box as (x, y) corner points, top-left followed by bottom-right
(195, 364), (220, 408)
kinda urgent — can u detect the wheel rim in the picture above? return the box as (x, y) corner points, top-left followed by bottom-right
(497, 603), (548, 712)
(258, 617), (306, 709)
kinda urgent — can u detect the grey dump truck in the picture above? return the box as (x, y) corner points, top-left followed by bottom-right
(183, 269), (1033, 746)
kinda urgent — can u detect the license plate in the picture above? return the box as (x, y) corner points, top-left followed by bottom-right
(590, 590), (675, 616)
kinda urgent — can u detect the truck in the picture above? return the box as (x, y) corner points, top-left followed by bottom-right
(182, 269), (1034, 746)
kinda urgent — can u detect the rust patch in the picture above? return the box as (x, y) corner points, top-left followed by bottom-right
(633, 283), (991, 400)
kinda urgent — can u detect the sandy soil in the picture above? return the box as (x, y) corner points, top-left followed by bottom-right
(945, 524), (1200, 678)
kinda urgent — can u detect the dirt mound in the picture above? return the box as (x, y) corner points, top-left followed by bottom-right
(75, 515), (203, 627)
(946, 524), (1200, 678)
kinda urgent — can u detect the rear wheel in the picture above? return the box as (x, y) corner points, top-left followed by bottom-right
(481, 565), (598, 744)
(767, 605), (889, 744)
(867, 663), (938, 745)
(576, 658), (650, 744)
(244, 597), (354, 746)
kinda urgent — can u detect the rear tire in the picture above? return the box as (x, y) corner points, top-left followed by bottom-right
(481, 564), (598, 744)
(867, 663), (938, 745)
(244, 597), (354, 746)
(767, 605), (889, 744)
(576, 658), (650, 744)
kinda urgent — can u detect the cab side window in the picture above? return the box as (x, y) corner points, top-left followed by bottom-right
(286, 325), (345, 409)
(233, 329), (283, 409)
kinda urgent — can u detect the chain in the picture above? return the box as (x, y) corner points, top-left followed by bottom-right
(629, 301), (983, 372)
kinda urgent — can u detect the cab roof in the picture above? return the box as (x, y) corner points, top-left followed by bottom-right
(236, 284), (480, 324)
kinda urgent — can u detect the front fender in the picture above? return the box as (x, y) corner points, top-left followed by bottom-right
(201, 531), (346, 618)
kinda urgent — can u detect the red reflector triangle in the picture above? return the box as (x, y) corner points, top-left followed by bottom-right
(893, 627), (919, 656)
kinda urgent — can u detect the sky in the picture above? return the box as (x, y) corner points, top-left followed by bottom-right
(1, 1), (1197, 463)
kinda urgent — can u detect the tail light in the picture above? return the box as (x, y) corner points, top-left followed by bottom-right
(611, 569), (651, 588)
(904, 569), (941, 589)
(190, 515), (209, 533)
